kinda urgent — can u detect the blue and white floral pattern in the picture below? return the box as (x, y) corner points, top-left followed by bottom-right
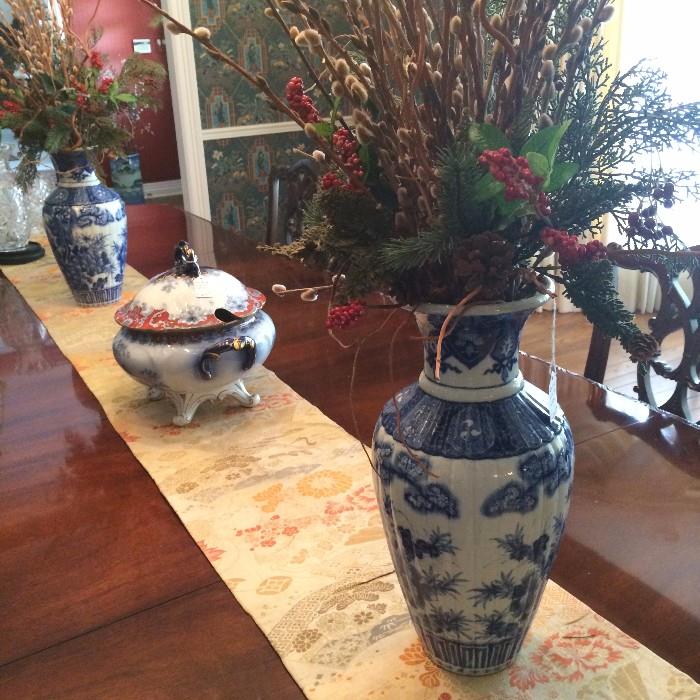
(418, 310), (530, 382)
(380, 382), (564, 459)
(481, 425), (574, 517)
(43, 151), (127, 306)
(112, 309), (276, 426)
(375, 443), (460, 519)
(372, 301), (573, 676)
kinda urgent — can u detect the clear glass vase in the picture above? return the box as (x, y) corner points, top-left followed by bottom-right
(26, 164), (54, 238)
(0, 145), (28, 252)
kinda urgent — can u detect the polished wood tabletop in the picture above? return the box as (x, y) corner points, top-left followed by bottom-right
(1, 204), (698, 698)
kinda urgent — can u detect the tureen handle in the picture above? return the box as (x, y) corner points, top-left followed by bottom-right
(200, 336), (257, 379)
(174, 240), (201, 277)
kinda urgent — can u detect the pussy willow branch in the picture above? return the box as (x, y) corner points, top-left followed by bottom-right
(138, 0), (299, 122)
(0, 0), (79, 88)
(264, 0), (351, 132)
(83, 0), (103, 46)
(554, 0), (610, 122)
(477, 0), (517, 62)
(137, 0), (369, 192)
(461, 9), (486, 119)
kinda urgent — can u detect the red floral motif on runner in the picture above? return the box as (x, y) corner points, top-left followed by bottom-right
(509, 626), (631, 689)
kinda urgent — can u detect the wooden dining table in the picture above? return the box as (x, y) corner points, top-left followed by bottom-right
(1, 204), (698, 698)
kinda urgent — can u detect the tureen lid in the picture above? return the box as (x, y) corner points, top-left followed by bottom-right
(115, 241), (266, 331)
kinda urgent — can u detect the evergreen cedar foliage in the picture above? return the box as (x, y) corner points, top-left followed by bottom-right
(0, 0), (165, 189)
(158, 0), (698, 360)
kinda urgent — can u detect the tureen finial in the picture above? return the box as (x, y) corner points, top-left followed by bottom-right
(174, 240), (200, 277)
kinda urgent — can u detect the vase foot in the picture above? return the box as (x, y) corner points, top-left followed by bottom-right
(426, 651), (517, 677)
(72, 285), (123, 307)
(418, 630), (523, 677)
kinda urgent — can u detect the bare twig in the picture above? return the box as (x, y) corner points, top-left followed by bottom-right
(435, 286), (483, 380)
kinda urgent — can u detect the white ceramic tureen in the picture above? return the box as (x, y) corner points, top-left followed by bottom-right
(112, 241), (275, 425)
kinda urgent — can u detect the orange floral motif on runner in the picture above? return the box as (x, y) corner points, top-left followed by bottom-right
(399, 641), (442, 689)
(297, 469), (353, 498)
(254, 483), (284, 512)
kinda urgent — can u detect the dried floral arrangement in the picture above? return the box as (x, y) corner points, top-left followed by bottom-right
(143, 0), (700, 361)
(0, 0), (166, 189)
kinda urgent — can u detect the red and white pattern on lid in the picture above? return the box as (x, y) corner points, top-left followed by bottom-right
(115, 287), (266, 331)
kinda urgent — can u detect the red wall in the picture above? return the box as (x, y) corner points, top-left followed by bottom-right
(72, 0), (180, 184)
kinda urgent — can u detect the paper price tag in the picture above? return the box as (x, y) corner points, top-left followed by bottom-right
(193, 276), (213, 299)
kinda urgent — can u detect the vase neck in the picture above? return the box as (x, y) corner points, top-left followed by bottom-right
(415, 306), (535, 400)
(51, 152), (100, 187)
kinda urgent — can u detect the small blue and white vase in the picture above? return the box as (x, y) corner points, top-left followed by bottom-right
(109, 153), (145, 205)
(372, 283), (574, 676)
(43, 151), (127, 306)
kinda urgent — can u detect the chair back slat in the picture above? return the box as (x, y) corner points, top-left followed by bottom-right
(585, 244), (700, 422)
(265, 159), (319, 246)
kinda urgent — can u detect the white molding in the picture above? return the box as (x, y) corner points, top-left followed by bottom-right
(143, 179), (183, 199)
(202, 121), (302, 142)
(201, 116), (354, 142)
(162, 0), (211, 221)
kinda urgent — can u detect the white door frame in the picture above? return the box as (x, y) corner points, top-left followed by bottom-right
(162, 0), (211, 221)
(161, 0), (304, 226)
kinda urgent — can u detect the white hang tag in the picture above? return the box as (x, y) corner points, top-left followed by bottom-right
(193, 276), (213, 299)
(548, 292), (558, 422)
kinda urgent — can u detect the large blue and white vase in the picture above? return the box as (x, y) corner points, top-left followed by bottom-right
(43, 151), (127, 306)
(372, 284), (574, 676)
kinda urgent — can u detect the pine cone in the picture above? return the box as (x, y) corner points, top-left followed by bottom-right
(627, 332), (660, 362)
(453, 232), (515, 300)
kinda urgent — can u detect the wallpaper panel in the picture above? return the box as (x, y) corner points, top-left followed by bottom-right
(190, 0), (346, 129)
(204, 130), (311, 242)
(188, 1), (346, 239)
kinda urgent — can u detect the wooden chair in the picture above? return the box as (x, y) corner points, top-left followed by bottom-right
(265, 158), (319, 246)
(584, 246), (700, 421)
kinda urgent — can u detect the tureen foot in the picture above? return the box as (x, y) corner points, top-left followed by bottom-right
(162, 382), (260, 426)
(172, 412), (194, 427)
(159, 389), (203, 426)
(223, 378), (261, 408)
(148, 386), (165, 401)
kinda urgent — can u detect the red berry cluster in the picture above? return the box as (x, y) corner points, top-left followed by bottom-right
(537, 192), (552, 217)
(541, 227), (607, 267)
(325, 300), (366, 330)
(89, 50), (104, 70)
(321, 128), (365, 191)
(2, 100), (21, 112)
(321, 172), (346, 190)
(478, 148), (543, 201)
(285, 76), (319, 123)
(0, 99), (22, 121)
(332, 129), (363, 175)
(97, 77), (114, 94)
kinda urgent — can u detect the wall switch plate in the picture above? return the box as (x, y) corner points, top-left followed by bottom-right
(133, 39), (152, 54)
